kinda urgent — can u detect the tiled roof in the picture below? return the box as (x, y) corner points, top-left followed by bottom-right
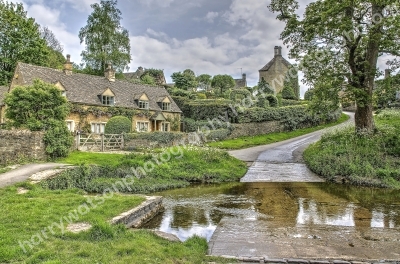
(15, 63), (181, 113)
(259, 56), (292, 71)
(0, 86), (8, 106)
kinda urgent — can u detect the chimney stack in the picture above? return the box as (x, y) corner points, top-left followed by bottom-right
(274, 46), (282, 57)
(385, 69), (391, 79)
(104, 63), (115, 82)
(63, 54), (73, 75)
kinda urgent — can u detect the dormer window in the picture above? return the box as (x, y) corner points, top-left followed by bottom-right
(102, 95), (114, 106)
(158, 96), (171, 111)
(61, 91), (66, 97)
(136, 93), (150, 109)
(100, 88), (115, 106)
(139, 100), (149, 109)
(162, 102), (171, 111)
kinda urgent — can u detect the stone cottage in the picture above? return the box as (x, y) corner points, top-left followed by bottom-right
(259, 46), (299, 95)
(3, 55), (182, 133)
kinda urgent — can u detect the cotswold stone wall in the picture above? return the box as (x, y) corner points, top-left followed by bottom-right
(227, 121), (284, 139)
(0, 130), (46, 165)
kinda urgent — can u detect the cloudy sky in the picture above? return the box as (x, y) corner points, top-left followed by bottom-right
(11, 0), (393, 97)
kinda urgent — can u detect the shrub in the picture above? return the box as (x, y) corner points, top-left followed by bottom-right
(196, 93), (206, 99)
(105, 116), (131, 134)
(256, 97), (270, 108)
(4, 79), (72, 158)
(205, 129), (231, 141)
(266, 95), (278, 107)
(281, 99), (303, 106)
(43, 120), (74, 159)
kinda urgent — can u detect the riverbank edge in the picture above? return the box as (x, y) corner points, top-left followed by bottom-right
(212, 255), (399, 263)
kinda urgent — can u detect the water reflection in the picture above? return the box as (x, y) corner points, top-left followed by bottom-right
(143, 182), (400, 241)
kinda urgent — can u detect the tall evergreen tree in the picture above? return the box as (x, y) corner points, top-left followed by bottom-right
(0, 1), (49, 85)
(79, 0), (131, 75)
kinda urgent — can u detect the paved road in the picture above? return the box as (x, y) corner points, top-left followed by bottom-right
(0, 163), (69, 188)
(229, 112), (354, 182)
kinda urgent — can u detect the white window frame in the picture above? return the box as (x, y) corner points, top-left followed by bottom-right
(161, 122), (170, 132)
(66, 120), (75, 132)
(91, 122), (106, 134)
(136, 121), (149, 132)
(102, 95), (115, 106)
(162, 102), (171, 111)
(138, 100), (149, 109)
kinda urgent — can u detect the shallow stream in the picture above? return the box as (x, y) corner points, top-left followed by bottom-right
(143, 182), (400, 242)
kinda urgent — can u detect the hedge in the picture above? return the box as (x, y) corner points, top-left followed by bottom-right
(205, 129), (231, 141)
(280, 99), (303, 106)
(125, 131), (185, 144)
(179, 99), (237, 121)
(237, 105), (341, 130)
(183, 118), (231, 132)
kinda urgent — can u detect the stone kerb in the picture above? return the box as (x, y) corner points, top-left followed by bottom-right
(109, 196), (163, 228)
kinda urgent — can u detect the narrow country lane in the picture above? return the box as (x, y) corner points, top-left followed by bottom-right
(0, 163), (69, 188)
(228, 112), (355, 182)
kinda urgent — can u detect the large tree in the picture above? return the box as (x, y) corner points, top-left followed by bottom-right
(39, 26), (66, 69)
(269, 1), (400, 133)
(197, 74), (212, 91)
(0, 1), (49, 85)
(5, 79), (73, 157)
(171, 69), (198, 90)
(79, 0), (131, 75)
(211, 74), (236, 95)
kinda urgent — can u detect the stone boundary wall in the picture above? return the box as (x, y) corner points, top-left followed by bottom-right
(228, 121), (284, 139)
(0, 130), (46, 166)
(109, 196), (163, 228)
(124, 132), (203, 150)
(212, 256), (399, 264)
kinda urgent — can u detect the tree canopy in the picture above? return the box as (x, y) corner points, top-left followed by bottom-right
(171, 69), (198, 90)
(197, 74), (212, 91)
(79, 0), (131, 75)
(5, 79), (72, 157)
(211, 74), (236, 95)
(0, 1), (49, 85)
(269, 0), (400, 133)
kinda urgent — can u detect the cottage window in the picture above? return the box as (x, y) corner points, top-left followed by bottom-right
(136, 122), (149, 132)
(138, 100), (149, 109)
(162, 102), (171, 111)
(66, 120), (75, 132)
(102, 95), (114, 106)
(91, 122), (106, 134)
(161, 122), (170, 132)
(61, 91), (66, 97)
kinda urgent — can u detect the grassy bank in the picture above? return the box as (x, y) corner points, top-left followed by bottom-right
(304, 109), (400, 189)
(208, 113), (350, 150)
(53, 146), (247, 194)
(0, 183), (234, 263)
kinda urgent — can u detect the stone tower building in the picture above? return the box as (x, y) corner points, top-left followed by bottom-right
(259, 46), (297, 94)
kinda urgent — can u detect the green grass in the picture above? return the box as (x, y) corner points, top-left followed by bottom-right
(0, 166), (12, 174)
(304, 109), (400, 189)
(207, 113), (350, 150)
(57, 151), (127, 167)
(52, 146), (248, 194)
(0, 183), (236, 263)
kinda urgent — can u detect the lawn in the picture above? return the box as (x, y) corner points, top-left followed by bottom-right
(207, 113), (350, 150)
(304, 109), (400, 189)
(0, 183), (235, 263)
(53, 146), (248, 194)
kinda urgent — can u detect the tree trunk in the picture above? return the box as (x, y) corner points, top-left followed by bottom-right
(355, 102), (374, 133)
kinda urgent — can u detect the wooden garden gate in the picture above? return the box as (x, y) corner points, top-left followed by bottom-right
(76, 133), (124, 152)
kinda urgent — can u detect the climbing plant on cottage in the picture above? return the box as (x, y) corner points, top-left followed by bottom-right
(4, 79), (73, 158)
